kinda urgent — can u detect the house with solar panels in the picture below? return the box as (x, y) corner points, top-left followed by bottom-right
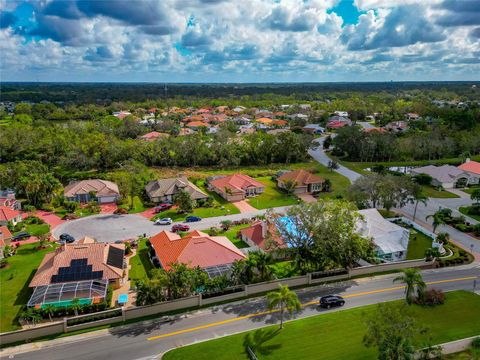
(27, 237), (125, 308)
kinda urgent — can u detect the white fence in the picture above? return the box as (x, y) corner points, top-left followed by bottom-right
(0, 258), (434, 346)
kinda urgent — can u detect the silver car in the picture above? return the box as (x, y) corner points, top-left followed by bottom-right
(154, 218), (173, 225)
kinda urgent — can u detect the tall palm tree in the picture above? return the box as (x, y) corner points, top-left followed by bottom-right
(393, 268), (426, 304)
(409, 184), (427, 222)
(425, 211), (446, 234)
(266, 284), (301, 329)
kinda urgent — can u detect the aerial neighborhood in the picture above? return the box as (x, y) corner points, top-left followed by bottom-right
(1, 83), (480, 359)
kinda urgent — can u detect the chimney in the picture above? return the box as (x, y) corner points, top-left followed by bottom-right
(262, 220), (267, 238)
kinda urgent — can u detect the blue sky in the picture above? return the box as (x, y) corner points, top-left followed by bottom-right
(0, 0), (479, 82)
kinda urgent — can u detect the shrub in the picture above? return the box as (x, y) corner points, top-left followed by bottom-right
(471, 337), (480, 349)
(418, 289), (445, 306)
(124, 241), (132, 255)
(114, 207), (128, 215)
(22, 204), (36, 212)
(0, 258), (8, 268)
(208, 226), (219, 236)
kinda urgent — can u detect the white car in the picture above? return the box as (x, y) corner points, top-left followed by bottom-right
(154, 218), (173, 225)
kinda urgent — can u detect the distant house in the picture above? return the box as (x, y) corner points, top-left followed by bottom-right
(384, 121), (408, 133)
(178, 128), (194, 136)
(357, 209), (410, 262)
(277, 169), (325, 194)
(405, 113), (420, 121)
(410, 165), (472, 189)
(240, 220), (286, 251)
(363, 127), (386, 134)
(28, 240), (125, 307)
(113, 111), (131, 119)
(0, 226), (12, 259)
(299, 104), (311, 110)
(232, 106), (246, 113)
(64, 179), (120, 204)
(326, 120), (349, 129)
(149, 230), (246, 277)
(458, 159), (480, 184)
(138, 131), (169, 141)
(287, 113), (308, 121)
(0, 189), (21, 210)
(146, 177), (209, 203)
(334, 111), (348, 117)
(302, 124), (324, 134)
(186, 121), (209, 130)
(0, 206), (22, 226)
(256, 117), (273, 126)
(208, 174), (265, 201)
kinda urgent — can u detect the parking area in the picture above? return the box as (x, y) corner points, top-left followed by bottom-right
(52, 214), (162, 243)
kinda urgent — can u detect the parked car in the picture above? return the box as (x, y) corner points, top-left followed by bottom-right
(319, 295), (345, 309)
(12, 232), (31, 241)
(154, 203), (173, 213)
(185, 216), (202, 223)
(59, 233), (75, 243)
(171, 224), (190, 232)
(154, 218), (173, 225)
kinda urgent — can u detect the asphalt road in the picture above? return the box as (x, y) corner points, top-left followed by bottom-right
(3, 265), (479, 360)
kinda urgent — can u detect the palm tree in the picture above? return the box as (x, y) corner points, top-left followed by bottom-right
(393, 268), (426, 304)
(425, 211), (446, 234)
(70, 298), (82, 316)
(266, 284), (301, 329)
(409, 184), (427, 222)
(250, 251), (274, 282)
(43, 304), (56, 322)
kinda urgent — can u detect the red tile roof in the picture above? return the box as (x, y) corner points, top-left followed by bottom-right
(139, 131), (168, 140)
(0, 226), (12, 247)
(458, 160), (480, 175)
(326, 120), (349, 129)
(240, 221), (286, 250)
(186, 121), (209, 128)
(0, 206), (21, 222)
(29, 242), (125, 287)
(278, 169), (324, 186)
(149, 230), (245, 270)
(209, 174), (265, 194)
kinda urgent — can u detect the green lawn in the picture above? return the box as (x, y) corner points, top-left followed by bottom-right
(151, 183), (239, 222)
(128, 238), (154, 286)
(247, 177), (299, 210)
(0, 242), (57, 332)
(421, 185), (459, 199)
(164, 291), (480, 360)
(13, 223), (51, 237)
(217, 224), (250, 249)
(459, 206), (480, 222)
(406, 229), (433, 260)
(463, 187), (479, 195)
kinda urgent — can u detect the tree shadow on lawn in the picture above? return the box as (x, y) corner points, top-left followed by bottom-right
(12, 269), (36, 327)
(244, 328), (282, 357)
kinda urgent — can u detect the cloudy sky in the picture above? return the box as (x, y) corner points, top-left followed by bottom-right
(1, 0), (479, 82)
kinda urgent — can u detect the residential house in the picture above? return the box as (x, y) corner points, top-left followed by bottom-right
(233, 116), (252, 125)
(146, 177), (209, 203)
(138, 131), (169, 141)
(186, 121), (209, 130)
(0, 189), (21, 210)
(27, 240), (125, 307)
(232, 106), (246, 113)
(410, 165), (472, 189)
(0, 226), (12, 259)
(149, 230), (246, 277)
(208, 174), (265, 201)
(287, 113), (308, 121)
(240, 220), (286, 251)
(357, 209), (410, 262)
(405, 113), (420, 121)
(277, 169), (325, 195)
(384, 121), (409, 133)
(0, 206), (22, 226)
(64, 179), (120, 204)
(302, 124), (325, 134)
(334, 111), (349, 117)
(458, 159), (480, 184)
(271, 119), (288, 127)
(256, 117), (273, 126)
(112, 111), (131, 119)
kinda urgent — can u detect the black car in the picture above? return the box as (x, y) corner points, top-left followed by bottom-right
(185, 216), (202, 223)
(319, 295), (345, 309)
(12, 232), (31, 241)
(59, 233), (75, 243)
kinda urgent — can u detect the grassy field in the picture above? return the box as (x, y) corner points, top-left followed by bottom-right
(0, 242), (57, 332)
(128, 238), (154, 286)
(120, 196), (147, 214)
(463, 187), (479, 195)
(421, 185), (459, 199)
(13, 223), (51, 237)
(219, 224), (250, 248)
(164, 291), (480, 360)
(247, 177), (299, 209)
(459, 206), (480, 222)
(406, 229), (433, 260)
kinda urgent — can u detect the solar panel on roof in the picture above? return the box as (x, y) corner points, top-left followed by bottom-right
(106, 246), (124, 269)
(51, 258), (103, 283)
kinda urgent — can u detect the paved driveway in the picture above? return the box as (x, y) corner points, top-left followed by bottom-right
(232, 200), (257, 213)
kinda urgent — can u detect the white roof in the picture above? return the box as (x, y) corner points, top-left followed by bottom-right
(410, 165), (468, 183)
(357, 209), (409, 254)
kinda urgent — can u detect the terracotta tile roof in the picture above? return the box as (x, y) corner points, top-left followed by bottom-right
(271, 119), (288, 126)
(0, 226), (12, 247)
(240, 221), (286, 250)
(150, 230), (245, 270)
(209, 174), (265, 194)
(139, 131), (169, 140)
(29, 242), (125, 287)
(186, 121), (209, 128)
(326, 120), (349, 129)
(64, 179), (119, 198)
(278, 169), (324, 186)
(458, 160), (480, 175)
(256, 117), (273, 124)
(0, 206), (21, 222)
